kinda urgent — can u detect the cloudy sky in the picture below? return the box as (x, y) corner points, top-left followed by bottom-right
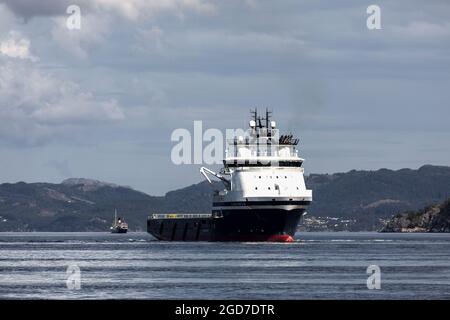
(0, 0), (449, 195)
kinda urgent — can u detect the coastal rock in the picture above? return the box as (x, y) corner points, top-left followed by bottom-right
(381, 198), (450, 232)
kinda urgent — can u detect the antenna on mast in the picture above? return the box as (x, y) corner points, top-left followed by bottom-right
(259, 108), (272, 128)
(265, 108), (273, 128)
(250, 109), (257, 123)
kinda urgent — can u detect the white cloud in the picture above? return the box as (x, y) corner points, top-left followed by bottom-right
(0, 59), (124, 121)
(50, 14), (110, 59)
(1, 0), (216, 61)
(0, 50), (125, 145)
(45, 0), (215, 59)
(0, 31), (37, 61)
(96, 0), (217, 19)
(1, 0), (216, 20)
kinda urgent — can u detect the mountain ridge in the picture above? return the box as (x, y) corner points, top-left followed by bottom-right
(1, 164), (450, 231)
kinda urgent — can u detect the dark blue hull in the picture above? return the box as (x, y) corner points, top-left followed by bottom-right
(147, 208), (305, 242)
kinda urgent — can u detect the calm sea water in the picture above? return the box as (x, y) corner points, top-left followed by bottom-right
(0, 232), (449, 299)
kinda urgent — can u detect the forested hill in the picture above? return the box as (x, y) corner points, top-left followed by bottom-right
(1, 165), (450, 231)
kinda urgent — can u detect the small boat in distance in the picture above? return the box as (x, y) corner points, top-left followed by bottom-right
(110, 209), (128, 233)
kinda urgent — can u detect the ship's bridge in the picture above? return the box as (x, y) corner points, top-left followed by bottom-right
(224, 116), (304, 167)
(225, 142), (304, 167)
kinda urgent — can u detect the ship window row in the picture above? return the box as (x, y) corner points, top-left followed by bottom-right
(254, 186), (300, 190)
(225, 161), (302, 168)
(256, 175), (290, 179)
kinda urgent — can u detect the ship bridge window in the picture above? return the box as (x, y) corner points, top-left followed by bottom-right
(224, 160), (302, 168)
(280, 161), (303, 167)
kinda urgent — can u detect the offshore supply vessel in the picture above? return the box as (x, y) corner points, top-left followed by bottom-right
(147, 110), (312, 242)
